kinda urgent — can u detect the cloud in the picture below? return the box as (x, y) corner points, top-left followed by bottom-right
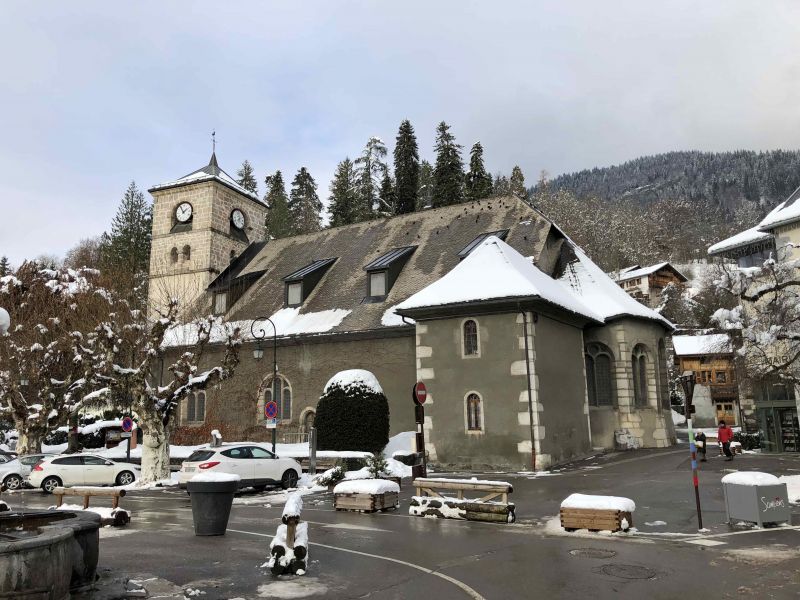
(1, 0), (800, 264)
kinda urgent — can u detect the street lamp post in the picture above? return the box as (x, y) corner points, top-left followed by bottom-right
(680, 370), (704, 531)
(251, 317), (278, 454)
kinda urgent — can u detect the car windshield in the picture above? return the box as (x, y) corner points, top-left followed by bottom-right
(186, 450), (216, 463)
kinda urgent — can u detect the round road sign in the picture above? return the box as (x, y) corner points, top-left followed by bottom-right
(265, 400), (279, 419)
(413, 381), (428, 405)
(121, 416), (134, 433)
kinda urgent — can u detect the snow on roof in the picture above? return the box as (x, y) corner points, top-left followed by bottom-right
(758, 185), (800, 230)
(149, 152), (261, 202)
(162, 307), (351, 348)
(616, 262), (687, 282)
(556, 245), (673, 327)
(672, 333), (731, 356)
(707, 226), (773, 256)
(560, 493), (636, 512)
(721, 471), (780, 486)
(324, 369), (384, 394)
(395, 236), (602, 322)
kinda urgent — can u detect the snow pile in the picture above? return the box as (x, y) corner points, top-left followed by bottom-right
(283, 492), (303, 519)
(381, 306), (413, 327)
(190, 472), (241, 483)
(385, 431), (416, 456)
(383, 458), (412, 478)
(333, 479), (400, 495)
(644, 520), (667, 526)
(672, 334), (731, 356)
(778, 475), (800, 503)
(395, 236), (601, 321)
(324, 369), (383, 394)
(671, 409), (686, 426)
(561, 493), (636, 512)
(721, 472), (780, 486)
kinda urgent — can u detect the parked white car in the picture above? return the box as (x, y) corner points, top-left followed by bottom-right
(29, 454), (138, 493)
(179, 444), (302, 490)
(0, 454), (53, 490)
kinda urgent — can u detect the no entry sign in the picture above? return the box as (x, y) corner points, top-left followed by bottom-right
(412, 381), (428, 405)
(121, 417), (134, 433)
(265, 400), (279, 420)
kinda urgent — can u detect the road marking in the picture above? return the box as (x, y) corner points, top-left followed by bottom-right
(227, 528), (485, 600)
(685, 539), (727, 547)
(308, 521), (391, 532)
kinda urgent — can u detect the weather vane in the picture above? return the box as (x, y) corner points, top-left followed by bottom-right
(212, 129), (216, 154)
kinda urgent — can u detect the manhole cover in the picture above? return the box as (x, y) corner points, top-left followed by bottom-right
(600, 564), (657, 580)
(569, 548), (617, 559)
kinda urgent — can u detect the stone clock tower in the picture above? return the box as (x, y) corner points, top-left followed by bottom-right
(147, 153), (267, 318)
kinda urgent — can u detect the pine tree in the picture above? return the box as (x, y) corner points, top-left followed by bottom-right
(492, 173), (510, 197)
(393, 120), (419, 214)
(236, 160), (258, 195)
(432, 122), (464, 207)
(417, 160), (434, 210)
(354, 136), (389, 221)
(510, 165), (527, 199)
(288, 167), (322, 235)
(99, 181), (152, 303)
(465, 142), (492, 201)
(264, 171), (292, 239)
(378, 172), (396, 215)
(328, 158), (359, 227)
(0, 256), (10, 277)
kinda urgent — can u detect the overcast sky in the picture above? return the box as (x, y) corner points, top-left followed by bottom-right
(2, 1), (800, 265)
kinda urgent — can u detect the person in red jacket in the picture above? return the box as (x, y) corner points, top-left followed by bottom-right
(718, 420), (735, 461)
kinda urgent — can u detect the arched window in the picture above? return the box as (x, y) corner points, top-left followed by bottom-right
(263, 375), (292, 421)
(463, 319), (479, 357)
(185, 391), (206, 423)
(170, 247), (179, 263)
(585, 343), (615, 406)
(466, 392), (483, 432)
(182, 245), (191, 261)
(302, 410), (315, 432)
(632, 345), (649, 408)
(657, 339), (669, 409)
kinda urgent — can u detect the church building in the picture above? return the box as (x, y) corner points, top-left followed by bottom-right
(150, 154), (676, 470)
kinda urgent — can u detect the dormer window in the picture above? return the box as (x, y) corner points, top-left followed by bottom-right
(458, 230), (509, 259)
(283, 258), (337, 307)
(213, 292), (227, 314)
(364, 246), (416, 302)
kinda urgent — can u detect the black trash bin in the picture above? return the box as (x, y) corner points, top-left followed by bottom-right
(187, 475), (240, 536)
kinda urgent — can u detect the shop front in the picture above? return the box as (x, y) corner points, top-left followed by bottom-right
(753, 380), (800, 453)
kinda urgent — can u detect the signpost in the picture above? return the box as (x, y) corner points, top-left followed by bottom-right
(680, 371), (704, 531)
(265, 401), (278, 446)
(121, 416), (135, 462)
(412, 382), (428, 478)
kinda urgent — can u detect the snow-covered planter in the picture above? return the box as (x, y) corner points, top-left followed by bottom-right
(333, 479), (400, 513)
(721, 472), (790, 526)
(409, 477), (515, 523)
(559, 493), (635, 532)
(267, 493), (308, 576)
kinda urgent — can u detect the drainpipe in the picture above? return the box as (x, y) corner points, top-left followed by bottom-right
(520, 310), (537, 472)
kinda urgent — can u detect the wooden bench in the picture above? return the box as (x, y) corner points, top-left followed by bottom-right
(411, 477), (515, 523)
(53, 487), (130, 526)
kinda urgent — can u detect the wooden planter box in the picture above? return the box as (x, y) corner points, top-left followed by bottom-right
(334, 491), (399, 513)
(560, 507), (633, 533)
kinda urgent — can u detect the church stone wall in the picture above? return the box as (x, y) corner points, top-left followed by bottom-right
(169, 333), (417, 444)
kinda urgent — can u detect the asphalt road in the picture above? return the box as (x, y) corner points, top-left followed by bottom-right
(5, 448), (800, 599)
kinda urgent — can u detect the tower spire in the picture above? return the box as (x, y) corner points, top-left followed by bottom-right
(209, 130), (218, 168)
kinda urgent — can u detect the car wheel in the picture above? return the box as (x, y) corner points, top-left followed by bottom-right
(41, 476), (62, 494)
(3, 474), (23, 491)
(116, 471), (135, 486)
(281, 470), (298, 490)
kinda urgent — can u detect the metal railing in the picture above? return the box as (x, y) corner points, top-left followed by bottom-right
(279, 431), (310, 444)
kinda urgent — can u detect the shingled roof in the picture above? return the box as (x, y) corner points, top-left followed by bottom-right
(222, 196), (555, 333)
(148, 152), (262, 203)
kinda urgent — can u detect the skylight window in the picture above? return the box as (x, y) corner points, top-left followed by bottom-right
(458, 230), (509, 259)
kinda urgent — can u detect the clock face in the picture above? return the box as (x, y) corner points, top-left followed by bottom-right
(231, 209), (245, 230)
(175, 202), (193, 223)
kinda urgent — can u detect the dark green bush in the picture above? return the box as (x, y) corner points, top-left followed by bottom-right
(733, 431), (762, 451)
(316, 377), (389, 454)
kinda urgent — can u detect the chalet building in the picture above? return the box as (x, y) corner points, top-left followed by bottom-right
(614, 263), (688, 309)
(672, 334), (744, 428)
(708, 185), (800, 452)
(151, 153), (676, 470)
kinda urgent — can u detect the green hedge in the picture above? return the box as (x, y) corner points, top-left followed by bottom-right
(316, 380), (389, 454)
